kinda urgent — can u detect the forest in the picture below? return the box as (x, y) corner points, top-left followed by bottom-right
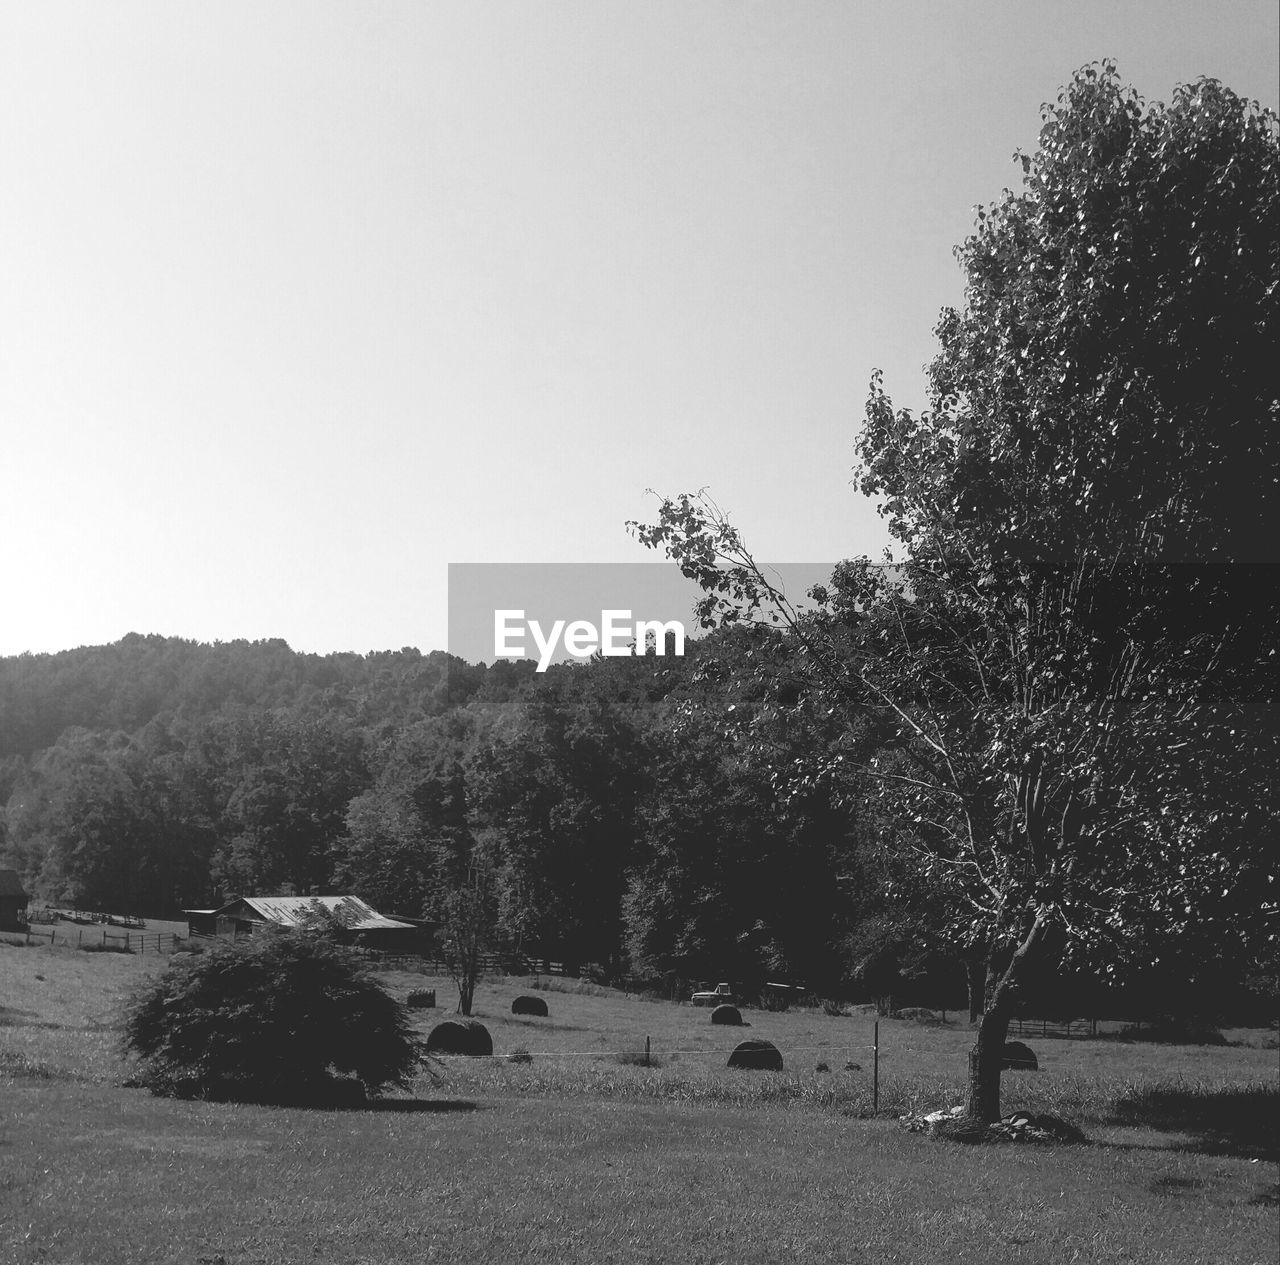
(0, 630), (875, 993)
(0, 619), (1270, 1029)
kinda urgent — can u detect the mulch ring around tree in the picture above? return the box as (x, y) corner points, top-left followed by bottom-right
(900, 1105), (1086, 1145)
(425, 1018), (493, 1056)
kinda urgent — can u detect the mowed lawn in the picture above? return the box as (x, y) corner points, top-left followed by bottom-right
(2, 943), (1276, 1265)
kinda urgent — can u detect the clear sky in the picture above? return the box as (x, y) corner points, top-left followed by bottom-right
(2, 1), (1275, 657)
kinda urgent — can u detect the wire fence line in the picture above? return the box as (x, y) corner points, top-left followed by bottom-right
(480, 1043), (882, 1059)
(438, 1021), (894, 1109)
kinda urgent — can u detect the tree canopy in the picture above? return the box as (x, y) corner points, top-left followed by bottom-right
(860, 63), (1278, 566)
(634, 63), (1279, 1121)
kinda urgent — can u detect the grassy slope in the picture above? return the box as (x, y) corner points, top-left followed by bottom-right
(2, 945), (1276, 1265)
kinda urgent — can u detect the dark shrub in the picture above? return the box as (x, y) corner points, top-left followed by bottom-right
(406, 989), (436, 1009)
(710, 1004), (742, 1026)
(426, 1018), (493, 1056)
(511, 995), (549, 1017)
(122, 930), (421, 1104)
(1002, 1041), (1039, 1071)
(727, 1039), (783, 1071)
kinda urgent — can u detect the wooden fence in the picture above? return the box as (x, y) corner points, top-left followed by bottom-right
(17, 908), (149, 929)
(1012, 1015), (1102, 1039)
(13, 924), (182, 954)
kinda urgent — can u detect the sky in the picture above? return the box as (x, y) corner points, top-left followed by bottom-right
(1, 1), (1276, 658)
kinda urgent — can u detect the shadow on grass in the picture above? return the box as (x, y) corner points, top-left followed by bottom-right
(1109, 1083), (1278, 1161)
(354, 1098), (479, 1114)
(502, 1018), (595, 1034)
(120, 1080), (482, 1114)
(1096, 1024), (1230, 1046)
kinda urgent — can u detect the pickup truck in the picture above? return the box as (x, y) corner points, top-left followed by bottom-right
(691, 982), (735, 1007)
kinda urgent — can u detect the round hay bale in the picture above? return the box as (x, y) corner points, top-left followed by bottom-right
(511, 995), (549, 1017)
(710, 1004), (742, 1026)
(426, 1018), (493, 1056)
(727, 1039), (783, 1071)
(1001, 1040), (1038, 1071)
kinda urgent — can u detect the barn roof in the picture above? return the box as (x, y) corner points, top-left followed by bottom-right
(216, 894), (416, 932)
(0, 869), (28, 899)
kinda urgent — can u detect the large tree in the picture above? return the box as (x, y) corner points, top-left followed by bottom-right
(635, 64), (1278, 1122)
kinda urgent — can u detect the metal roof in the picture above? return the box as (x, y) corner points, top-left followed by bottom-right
(219, 895), (416, 932)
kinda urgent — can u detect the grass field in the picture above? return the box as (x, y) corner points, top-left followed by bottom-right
(2, 941), (1276, 1264)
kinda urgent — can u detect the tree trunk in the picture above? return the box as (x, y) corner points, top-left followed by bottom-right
(966, 999), (1014, 1121)
(965, 912), (1047, 1122)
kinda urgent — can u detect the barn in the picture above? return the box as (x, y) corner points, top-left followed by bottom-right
(0, 869), (29, 932)
(184, 894), (423, 950)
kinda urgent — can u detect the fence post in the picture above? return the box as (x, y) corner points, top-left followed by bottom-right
(872, 1020), (879, 1117)
(644, 1036), (650, 1068)
(78, 929), (83, 947)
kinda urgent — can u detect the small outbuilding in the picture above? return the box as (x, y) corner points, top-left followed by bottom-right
(0, 869), (29, 932)
(184, 895), (423, 951)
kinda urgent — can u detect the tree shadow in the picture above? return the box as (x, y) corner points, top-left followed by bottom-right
(504, 1017), (593, 1033)
(0, 1006), (43, 1025)
(334, 1098), (481, 1115)
(1108, 1084), (1278, 1161)
(119, 1078), (482, 1114)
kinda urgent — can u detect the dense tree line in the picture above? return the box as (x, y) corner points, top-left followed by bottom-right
(0, 628), (897, 1000)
